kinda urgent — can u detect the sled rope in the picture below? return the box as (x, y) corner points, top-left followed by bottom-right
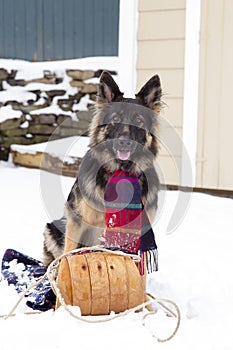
(3, 246), (180, 342)
(143, 293), (181, 343)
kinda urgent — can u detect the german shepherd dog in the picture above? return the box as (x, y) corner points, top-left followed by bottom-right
(43, 71), (162, 266)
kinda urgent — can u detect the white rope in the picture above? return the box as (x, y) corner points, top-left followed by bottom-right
(2, 247), (181, 342)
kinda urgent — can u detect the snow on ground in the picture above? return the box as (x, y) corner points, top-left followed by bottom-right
(0, 157), (233, 350)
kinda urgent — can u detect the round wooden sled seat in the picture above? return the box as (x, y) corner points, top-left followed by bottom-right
(56, 251), (144, 315)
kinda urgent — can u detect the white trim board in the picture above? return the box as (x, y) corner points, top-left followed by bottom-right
(181, 0), (201, 187)
(118, 0), (138, 98)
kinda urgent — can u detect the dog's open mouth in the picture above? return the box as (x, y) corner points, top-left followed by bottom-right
(116, 150), (131, 161)
(113, 136), (136, 161)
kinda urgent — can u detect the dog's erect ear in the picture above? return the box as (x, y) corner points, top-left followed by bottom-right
(135, 75), (162, 110)
(97, 71), (124, 103)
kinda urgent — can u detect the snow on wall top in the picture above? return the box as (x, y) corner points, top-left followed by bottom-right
(0, 56), (118, 122)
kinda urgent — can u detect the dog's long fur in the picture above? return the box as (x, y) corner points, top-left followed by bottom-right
(43, 71), (162, 266)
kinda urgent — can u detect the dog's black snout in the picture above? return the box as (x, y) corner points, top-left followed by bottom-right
(117, 135), (133, 149)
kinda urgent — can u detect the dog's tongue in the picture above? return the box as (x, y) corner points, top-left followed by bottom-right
(117, 150), (131, 161)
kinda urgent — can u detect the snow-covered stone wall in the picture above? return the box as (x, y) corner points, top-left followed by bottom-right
(0, 58), (117, 160)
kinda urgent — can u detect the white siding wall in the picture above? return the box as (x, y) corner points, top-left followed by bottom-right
(137, 0), (186, 186)
(136, 0), (233, 191)
(196, 0), (233, 191)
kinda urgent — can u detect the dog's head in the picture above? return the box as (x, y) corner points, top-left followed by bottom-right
(89, 71), (162, 172)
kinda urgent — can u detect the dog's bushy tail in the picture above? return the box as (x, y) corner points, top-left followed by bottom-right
(42, 217), (66, 266)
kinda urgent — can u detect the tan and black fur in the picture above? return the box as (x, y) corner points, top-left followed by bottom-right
(43, 71), (162, 266)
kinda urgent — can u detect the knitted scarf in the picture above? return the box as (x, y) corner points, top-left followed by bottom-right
(99, 169), (158, 274)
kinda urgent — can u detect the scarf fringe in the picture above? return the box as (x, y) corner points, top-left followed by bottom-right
(140, 249), (158, 275)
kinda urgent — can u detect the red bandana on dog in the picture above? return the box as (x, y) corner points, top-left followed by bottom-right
(99, 169), (158, 274)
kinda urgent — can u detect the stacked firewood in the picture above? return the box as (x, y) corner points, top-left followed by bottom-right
(0, 67), (117, 160)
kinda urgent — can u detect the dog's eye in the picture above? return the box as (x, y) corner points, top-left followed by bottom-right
(111, 113), (121, 123)
(135, 115), (144, 126)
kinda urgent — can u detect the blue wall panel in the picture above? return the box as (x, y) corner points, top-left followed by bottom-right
(0, 0), (119, 61)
